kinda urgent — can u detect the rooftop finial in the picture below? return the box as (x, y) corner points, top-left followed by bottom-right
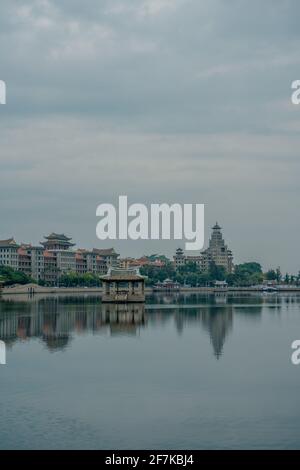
(213, 222), (221, 230)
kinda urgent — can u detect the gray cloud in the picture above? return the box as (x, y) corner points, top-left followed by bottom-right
(0, 0), (300, 272)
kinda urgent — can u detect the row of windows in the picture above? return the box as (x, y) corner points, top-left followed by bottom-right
(0, 260), (18, 266)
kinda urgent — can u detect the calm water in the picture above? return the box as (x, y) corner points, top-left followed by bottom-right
(1, 292), (300, 450)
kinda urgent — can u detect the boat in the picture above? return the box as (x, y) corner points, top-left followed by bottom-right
(262, 286), (278, 292)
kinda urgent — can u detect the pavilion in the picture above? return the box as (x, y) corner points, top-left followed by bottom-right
(100, 267), (146, 303)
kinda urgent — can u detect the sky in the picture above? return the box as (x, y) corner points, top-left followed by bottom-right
(0, 0), (300, 273)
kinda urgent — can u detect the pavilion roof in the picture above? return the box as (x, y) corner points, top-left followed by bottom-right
(101, 274), (145, 281)
(101, 267), (145, 281)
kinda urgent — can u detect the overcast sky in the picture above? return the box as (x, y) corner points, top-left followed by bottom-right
(0, 0), (300, 273)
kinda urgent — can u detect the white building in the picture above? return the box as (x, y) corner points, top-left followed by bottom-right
(0, 238), (19, 270)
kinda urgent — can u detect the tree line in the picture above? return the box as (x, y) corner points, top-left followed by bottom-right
(140, 261), (300, 287)
(1, 262), (300, 288)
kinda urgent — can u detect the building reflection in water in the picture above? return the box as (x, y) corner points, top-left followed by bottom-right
(0, 297), (146, 351)
(151, 295), (234, 359)
(101, 303), (146, 337)
(146, 292), (285, 358)
(0, 292), (292, 358)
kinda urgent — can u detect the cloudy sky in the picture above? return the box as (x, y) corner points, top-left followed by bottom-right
(0, 0), (300, 273)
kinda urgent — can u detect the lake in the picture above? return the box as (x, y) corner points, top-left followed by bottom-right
(0, 292), (300, 450)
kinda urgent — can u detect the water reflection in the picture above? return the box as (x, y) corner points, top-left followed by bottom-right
(0, 298), (146, 351)
(0, 292), (298, 358)
(148, 300), (234, 358)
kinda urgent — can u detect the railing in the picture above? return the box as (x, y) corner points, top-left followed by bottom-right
(115, 293), (128, 301)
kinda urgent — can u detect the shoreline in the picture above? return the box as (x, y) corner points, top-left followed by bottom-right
(1, 283), (300, 297)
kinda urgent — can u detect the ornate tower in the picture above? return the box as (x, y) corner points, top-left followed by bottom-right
(173, 247), (185, 269)
(201, 223), (233, 273)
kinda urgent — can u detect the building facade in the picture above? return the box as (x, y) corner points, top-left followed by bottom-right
(17, 244), (45, 282)
(17, 246), (32, 276)
(30, 246), (45, 282)
(0, 238), (19, 270)
(0, 233), (118, 286)
(91, 248), (119, 268)
(43, 250), (58, 285)
(41, 233), (76, 277)
(76, 250), (108, 276)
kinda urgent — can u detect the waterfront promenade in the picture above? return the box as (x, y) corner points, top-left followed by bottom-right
(1, 283), (300, 297)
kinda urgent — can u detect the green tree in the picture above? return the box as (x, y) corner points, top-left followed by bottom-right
(209, 261), (226, 281)
(226, 262), (263, 287)
(265, 269), (277, 281)
(140, 263), (176, 286)
(276, 267), (282, 283)
(59, 271), (101, 287)
(0, 265), (35, 286)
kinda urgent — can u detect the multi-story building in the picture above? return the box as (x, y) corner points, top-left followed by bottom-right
(0, 238), (19, 270)
(93, 254), (107, 275)
(75, 252), (87, 275)
(91, 248), (119, 268)
(119, 258), (135, 269)
(17, 246), (32, 277)
(174, 248), (202, 269)
(43, 250), (58, 286)
(86, 251), (103, 273)
(41, 233), (76, 277)
(173, 223), (233, 273)
(119, 256), (167, 269)
(76, 250), (108, 275)
(1, 233), (118, 286)
(30, 246), (45, 282)
(17, 244), (45, 282)
(0, 225), (231, 285)
(55, 250), (76, 274)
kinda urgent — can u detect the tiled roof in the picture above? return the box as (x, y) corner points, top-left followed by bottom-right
(101, 274), (144, 281)
(44, 233), (72, 241)
(92, 248), (119, 256)
(0, 238), (19, 247)
(101, 267), (144, 281)
(17, 248), (28, 256)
